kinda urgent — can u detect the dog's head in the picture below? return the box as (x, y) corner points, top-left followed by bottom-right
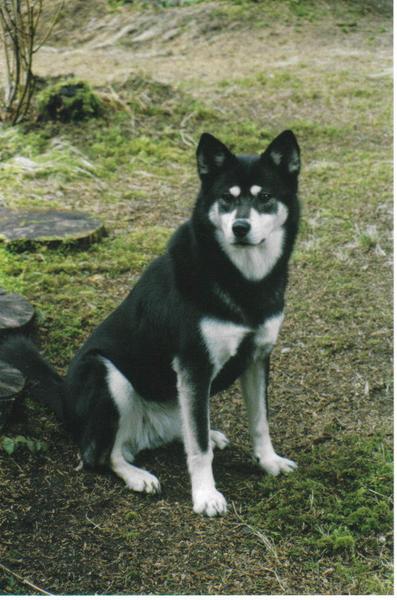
(195, 130), (300, 248)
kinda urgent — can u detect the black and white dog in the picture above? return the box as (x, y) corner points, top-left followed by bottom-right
(2, 130), (301, 516)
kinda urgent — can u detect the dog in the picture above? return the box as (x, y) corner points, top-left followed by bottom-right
(1, 130), (301, 516)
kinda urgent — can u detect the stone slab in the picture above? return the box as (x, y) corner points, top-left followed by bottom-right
(0, 359), (26, 430)
(0, 289), (35, 334)
(0, 207), (106, 248)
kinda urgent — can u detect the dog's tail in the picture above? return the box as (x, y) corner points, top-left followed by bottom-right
(0, 335), (65, 421)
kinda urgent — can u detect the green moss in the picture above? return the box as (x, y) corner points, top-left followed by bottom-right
(246, 436), (392, 589)
(316, 526), (355, 556)
(0, 226), (171, 365)
(37, 80), (103, 123)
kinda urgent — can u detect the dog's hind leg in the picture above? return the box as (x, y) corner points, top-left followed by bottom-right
(110, 442), (161, 494)
(103, 358), (161, 494)
(210, 430), (230, 450)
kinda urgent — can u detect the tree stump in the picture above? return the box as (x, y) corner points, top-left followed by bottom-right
(0, 289), (35, 336)
(0, 207), (106, 249)
(0, 360), (26, 431)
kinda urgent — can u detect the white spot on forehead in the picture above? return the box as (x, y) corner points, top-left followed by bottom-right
(229, 186), (241, 197)
(250, 185), (262, 196)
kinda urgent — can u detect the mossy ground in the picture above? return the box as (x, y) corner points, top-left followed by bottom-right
(0, 0), (392, 594)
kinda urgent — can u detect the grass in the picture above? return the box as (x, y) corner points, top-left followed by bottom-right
(0, 0), (392, 595)
(243, 436), (393, 594)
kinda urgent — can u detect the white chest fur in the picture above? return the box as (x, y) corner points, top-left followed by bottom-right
(200, 318), (250, 375)
(200, 312), (284, 374)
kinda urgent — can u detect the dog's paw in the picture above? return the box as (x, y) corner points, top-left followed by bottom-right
(125, 469), (161, 494)
(256, 453), (298, 476)
(210, 429), (230, 450)
(193, 488), (228, 517)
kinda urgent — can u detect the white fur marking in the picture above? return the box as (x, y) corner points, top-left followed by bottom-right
(173, 358), (227, 516)
(105, 358), (181, 453)
(213, 202), (288, 280)
(218, 227), (285, 281)
(250, 185), (262, 196)
(200, 318), (250, 375)
(229, 185), (241, 197)
(241, 359), (297, 476)
(254, 313), (284, 358)
(103, 358), (181, 493)
(210, 430), (230, 450)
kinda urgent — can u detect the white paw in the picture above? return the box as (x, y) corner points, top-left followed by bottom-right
(193, 488), (228, 517)
(257, 453), (298, 476)
(125, 469), (161, 494)
(210, 429), (230, 450)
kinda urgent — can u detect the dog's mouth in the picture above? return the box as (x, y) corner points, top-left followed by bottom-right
(231, 238), (266, 247)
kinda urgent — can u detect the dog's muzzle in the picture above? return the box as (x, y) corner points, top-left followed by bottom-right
(232, 219), (251, 241)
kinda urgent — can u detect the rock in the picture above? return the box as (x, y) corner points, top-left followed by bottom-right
(0, 207), (106, 249)
(0, 289), (35, 335)
(0, 360), (26, 431)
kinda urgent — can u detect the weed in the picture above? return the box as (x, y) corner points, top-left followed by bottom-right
(1, 435), (48, 455)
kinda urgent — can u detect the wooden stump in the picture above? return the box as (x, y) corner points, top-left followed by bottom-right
(0, 289), (35, 336)
(0, 360), (26, 431)
(0, 207), (106, 249)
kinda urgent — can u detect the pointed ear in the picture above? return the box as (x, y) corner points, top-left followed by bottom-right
(262, 130), (301, 176)
(196, 133), (234, 179)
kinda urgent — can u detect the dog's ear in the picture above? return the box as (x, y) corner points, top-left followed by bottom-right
(261, 130), (301, 177)
(196, 133), (234, 179)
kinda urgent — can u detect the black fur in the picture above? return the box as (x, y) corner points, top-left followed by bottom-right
(0, 335), (64, 420)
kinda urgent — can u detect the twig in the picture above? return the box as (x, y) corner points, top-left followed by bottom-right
(0, 561), (53, 596)
(231, 502), (287, 593)
(107, 85), (134, 115)
(34, 0), (65, 51)
(86, 514), (103, 530)
(231, 501), (279, 560)
(179, 129), (195, 147)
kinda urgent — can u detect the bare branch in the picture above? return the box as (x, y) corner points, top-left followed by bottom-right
(0, 0), (63, 123)
(34, 0), (64, 52)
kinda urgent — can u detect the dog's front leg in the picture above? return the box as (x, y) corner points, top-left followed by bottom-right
(241, 356), (297, 476)
(174, 359), (227, 517)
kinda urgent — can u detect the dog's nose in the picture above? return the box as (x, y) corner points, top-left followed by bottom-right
(232, 219), (251, 239)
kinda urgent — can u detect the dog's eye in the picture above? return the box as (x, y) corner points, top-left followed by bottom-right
(222, 192), (234, 202)
(259, 192), (273, 203)
(258, 193), (275, 209)
(219, 193), (234, 209)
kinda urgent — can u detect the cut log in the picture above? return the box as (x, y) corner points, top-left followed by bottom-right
(0, 289), (35, 336)
(0, 360), (26, 431)
(0, 207), (106, 249)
